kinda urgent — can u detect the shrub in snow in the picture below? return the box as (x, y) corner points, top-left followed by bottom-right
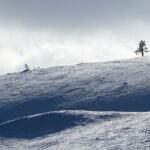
(25, 64), (30, 70)
(21, 64), (30, 73)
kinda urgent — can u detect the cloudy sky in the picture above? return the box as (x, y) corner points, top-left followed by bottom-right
(0, 0), (150, 74)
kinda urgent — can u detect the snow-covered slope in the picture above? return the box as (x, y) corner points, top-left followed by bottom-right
(1, 111), (150, 150)
(1, 57), (150, 149)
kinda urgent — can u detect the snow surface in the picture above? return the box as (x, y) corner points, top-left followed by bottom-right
(1, 57), (150, 149)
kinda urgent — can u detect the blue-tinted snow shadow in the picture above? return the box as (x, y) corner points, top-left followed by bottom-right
(0, 112), (86, 139)
(1, 88), (150, 125)
(74, 91), (150, 112)
(0, 112), (119, 139)
(1, 85), (150, 125)
(0, 96), (68, 124)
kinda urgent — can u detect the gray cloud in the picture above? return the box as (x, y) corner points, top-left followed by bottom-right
(0, 0), (150, 74)
(0, 0), (150, 30)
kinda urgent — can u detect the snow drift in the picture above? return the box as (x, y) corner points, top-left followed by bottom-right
(0, 110), (120, 139)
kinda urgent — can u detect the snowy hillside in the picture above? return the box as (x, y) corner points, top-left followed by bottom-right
(1, 57), (150, 149)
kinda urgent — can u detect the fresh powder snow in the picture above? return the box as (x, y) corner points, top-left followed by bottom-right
(1, 57), (150, 149)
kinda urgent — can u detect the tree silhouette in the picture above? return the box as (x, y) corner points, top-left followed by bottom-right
(135, 40), (149, 56)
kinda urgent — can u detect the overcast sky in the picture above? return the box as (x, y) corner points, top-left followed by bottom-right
(0, 0), (150, 74)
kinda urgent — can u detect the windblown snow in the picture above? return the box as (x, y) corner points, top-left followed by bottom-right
(1, 57), (150, 149)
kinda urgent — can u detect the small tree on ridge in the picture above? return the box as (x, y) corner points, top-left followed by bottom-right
(135, 40), (149, 56)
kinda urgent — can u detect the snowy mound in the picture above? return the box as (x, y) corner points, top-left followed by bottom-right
(0, 110), (120, 139)
(1, 111), (150, 149)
